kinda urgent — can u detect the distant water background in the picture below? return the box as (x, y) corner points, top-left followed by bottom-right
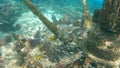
(0, 0), (104, 12)
(0, 0), (103, 39)
(30, 0), (104, 13)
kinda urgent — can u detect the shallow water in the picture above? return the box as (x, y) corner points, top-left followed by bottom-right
(0, 0), (104, 68)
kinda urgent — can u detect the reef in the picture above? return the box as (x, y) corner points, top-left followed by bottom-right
(0, 0), (120, 68)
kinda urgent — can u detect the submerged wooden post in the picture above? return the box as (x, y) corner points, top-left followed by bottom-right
(87, 0), (120, 67)
(23, 0), (68, 42)
(23, 0), (58, 37)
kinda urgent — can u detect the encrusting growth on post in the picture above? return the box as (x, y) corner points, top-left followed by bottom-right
(23, 0), (67, 42)
(81, 0), (92, 30)
(23, 0), (58, 37)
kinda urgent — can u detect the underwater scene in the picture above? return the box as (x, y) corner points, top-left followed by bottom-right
(0, 0), (120, 68)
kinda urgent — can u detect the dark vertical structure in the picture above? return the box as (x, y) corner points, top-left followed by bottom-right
(98, 0), (120, 33)
(87, 0), (120, 67)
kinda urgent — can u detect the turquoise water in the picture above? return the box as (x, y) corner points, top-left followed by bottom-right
(0, 0), (103, 33)
(0, 0), (105, 68)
